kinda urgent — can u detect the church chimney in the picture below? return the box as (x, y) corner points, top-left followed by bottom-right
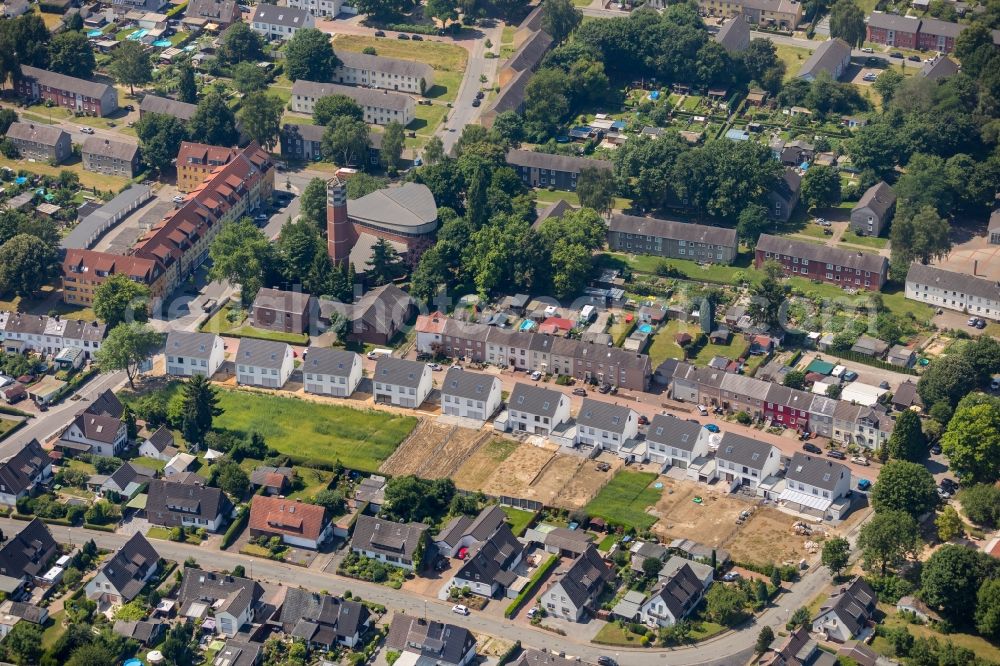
(326, 177), (350, 264)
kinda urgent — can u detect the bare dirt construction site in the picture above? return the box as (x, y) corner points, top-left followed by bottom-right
(552, 453), (623, 510)
(651, 478), (749, 547)
(724, 507), (814, 565)
(379, 421), (487, 478)
(452, 438), (519, 489)
(464, 442), (557, 498)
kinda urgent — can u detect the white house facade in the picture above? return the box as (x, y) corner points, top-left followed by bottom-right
(440, 368), (502, 423)
(165, 331), (225, 377)
(302, 348), (362, 398)
(372, 358), (432, 408)
(235, 339), (294, 388)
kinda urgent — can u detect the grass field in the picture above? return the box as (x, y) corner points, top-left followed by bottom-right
(127, 384), (417, 473)
(0, 155), (129, 192)
(647, 320), (689, 368)
(533, 189), (632, 211)
(0, 417), (20, 440)
(693, 331), (749, 366)
(501, 506), (536, 536)
(287, 466), (335, 501)
(133, 456), (168, 472)
(840, 230), (888, 249)
(775, 44), (813, 80)
(585, 471), (661, 530)
(598, 252), (754, 285)
(200, 303), (309, 344)
(147, 526), (202, 544)
(873, 604), (1000, 664)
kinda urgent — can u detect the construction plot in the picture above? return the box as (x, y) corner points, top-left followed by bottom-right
(528, 455), (586, 508)
(551, 453), (623, 510)
(724, 506), (815, 565)
(453, 438), (518, 490)
(417, 429), (491, 479)
(379, 421), (452, 476)
(473, 443), (558, 498)
(651, 478), (749, 548)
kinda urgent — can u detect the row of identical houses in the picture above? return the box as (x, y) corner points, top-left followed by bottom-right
(0, 312), (106, 360)
(4, 120), (140, 177)
(866, 12), (998, 53)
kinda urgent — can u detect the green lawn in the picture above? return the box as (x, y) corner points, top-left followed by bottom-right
(598, 252), (754, 286)
(66, 458), (97, 475)
(647, 320), (690, 368)
(585, 471), (661, 530)
(501, 506), (536, 537)
(286, 466), (334, 500)
(0, 417), (20, 440)
(533, 188), (632, 211)
(693, 333), (750, 366)
(41, 611), (66, 651)
(840, 230), (888, 249)
(774, 44), (813, 80)
(0, 155), (129, 191)
(500, 25), (514, 44)
(199, 302), (309, 344)
(147, 526), (202, 544)
(126, 384), (417, 473)
(873, 605), (1000, 664)
(593, 622), (647, 646)
(132, 456), (168, 472)
(597, 534), (618, 550)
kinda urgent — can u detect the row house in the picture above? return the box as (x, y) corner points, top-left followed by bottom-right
(414, 314), (651, 391)
(715, 432), (781, 493)
(440, 367), (503, 424)
(164, 331), (225, 378)
(372, 357), (433, 408)
(763, 383), (813, 430)
(303, 347), (362, 398)
(15, 66), (118, 116)
(285, 0), (342, 17)
(507, 383), (570, 436)
(291, 80), (415, 126)
(696, 0), (803, 30)
(334, 51), (434, 94)
(250, 4), (314, 40)
(505, 149), (612, 192)
(755, 234), (889, 291)
(607, 214), (739, 265)
(575, 398), (639, 452)
(905, 263), (1000, 322)
(832, 402), (893, 450)
(0, 312), (107, 359)
(644, 414), (711, 470)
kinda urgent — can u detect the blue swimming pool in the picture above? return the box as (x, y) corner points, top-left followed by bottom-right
(638, 323), (654, 334)
(87, 29), (103, 37)
(123, 659), (143, 666)
(127, 29), (148, 41)
(14, 177), (27, 185)
(152, 39), (172, 47)
(519, 320), (536, 332)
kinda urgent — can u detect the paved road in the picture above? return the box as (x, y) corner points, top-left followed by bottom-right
(440, 23), (500, 155)
(6, 517), (841, 666)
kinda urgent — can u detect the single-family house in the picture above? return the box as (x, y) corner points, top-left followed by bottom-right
(113, 619), (168, 646)
(507, 383), (570, 436)
(574, 398), (638, 453)
(638, 563), (705, 627)
(540, 546), (613, 622)
(248, 495), (331, 550)
(812, 577), (878, 642)
(146, 478), (233, 532)
(851, 182), (895, 237)
(269, 588), (371, 649)
(0, 519), (58, 596)
(58, 410), (128, 458)
(178, 567), (264, 637)
(447, 524), (523, 598)
(778, 453), (852, 520)
(896, 595), (941, 623)
(249, 466), (294, 496)
(351, 515), (428, 571)
(138, 426), (179, 461)
(440, 368), (502, 424)
(0, 440), (52, 506)
(235, 339), (294, 389)
(250, 287), (315, 335)
(645, 414), (710, 470)
(372, 358), (432, 408)
(164, 331), (225, 378)
(759, 626), (837, 666)
(85, 533), (160, 605)
(714, 432), (781, 493)
(164, 452), (196, 477)
(302, 348), (361, 398)
(211, 640), (262, 666)
(385, 616), (477, 666)
(94, 462), (155, 498)
(0, 601), (48, 638)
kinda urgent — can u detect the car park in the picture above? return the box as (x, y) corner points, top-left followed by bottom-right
(826, 450), (847, 460)
(803, 443), (823, 454)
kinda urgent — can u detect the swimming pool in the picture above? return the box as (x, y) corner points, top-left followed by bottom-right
(519, 320), (536, 332)
(123, 659), (143, 666)
(152, 39), (172, 47)
(14, 177), (27, 185)
(638, 323), (654, 334)
(87, 29), (103, 37)
(127, 29), (148, 41)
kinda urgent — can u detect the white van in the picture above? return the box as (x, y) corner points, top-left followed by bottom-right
(366, 348), (393, 359)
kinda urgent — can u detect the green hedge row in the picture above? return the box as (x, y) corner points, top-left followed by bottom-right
(505, 554), (557, 618)
(825, 348), (918, 375)
(166, 1), (188, 18)
(385, 23), (438, 35)
(83, 522), (117, 532)
(0, 405), (31, 418)
(13, 513), (73, 526)
(51, 367), (100, 404)
(221, 506), (249, 549)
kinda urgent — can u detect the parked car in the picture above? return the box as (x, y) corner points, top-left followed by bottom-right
(530, 370), (542, 381)
(397, 33), (410, 39)
(863, 73), (877, 82)
(374, 30), (385, 36)
(472, 99), (481, 107)
(412, 34), (423, 40)
(476, 90), (485, 99)
(803, 442), (823, 454)
(826, 450), (847, 460)
(862, 46), (874, 53)
(908, 55), (921, 61)
(940, 478), (958, 492)
(851, 456), (870, 466)
(857, 479), (872, 491)
(79, 126), (94, 134)
(526, 607), (538, 619)
(596, 657), (618, 666)
(929, 443), (942, 455)
(976, 319), (987, 329)
(598, 384), (612, 394)
(697, 404), (709, 416)
(428, 363), (442, 371)
(843, 370), (858, 382)
(704, 423), (720, 433)
(890, 51), (904, 58)
(968, 317), (980, 326)
(451, 605), (469, 615)
(572, 388), (587, 396)
(721, 572), (740, 582)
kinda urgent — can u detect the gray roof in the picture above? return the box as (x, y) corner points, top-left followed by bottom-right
(385, 616), (476, 666)
(374, 357), (427, 389)
(99, 533), (159, 602)
(140, 94), (197, 121)
(646, 413), (703, 452)
(506, 28), (553, 73)
(147, 478), (232, 524)
(785, 453), (848, 491)
(352, 514), (428, 561)
(454, 523), (523, 589)
(346, 283), (414, 333)
(852, 335), (889, 355)
(0, 518), (57, 581)
(757, 234), (888, 274)
(336, 50), (433, 80)
(282, 122), (325, 144)
(165, 331), (219, 361)
(815, 577), (877, 637)
(511, 648), (584, 666)
(919, 16), (966, 38)
(251, 3), (310, 27)
(436, 505), (507, 550)
(292, 79), (412, 112)
(178, 567), (263, 620)
(347, 182), (437, 229)
(249, 465), (293, 487)
(770, 168), (802, 205)
(717, 432), (776, 470)
(576, 398), (633, 435)
(0, 440), (50, 498)
(797, 38), (851, 79)
(921, 55), (960, 80)
(892, 380), (922, 408)
(87, 389), (124, 418)
(81, 136), (139, 162)
(905, 263), (1000, 303)
(144, 425), (176, 454)
(506, 149), (612, 175)
(17, 65), (115, 101)
(853, 181), (895, 219)
(509, 383), (564, 418)
(113, 619), (167, 645)
(556, 546), (613, 607)
(610, 214), (738, 247)
(647, 562), (703, 620)
(536, 199), (574, 226)
(186, 0), (237, 23)
(212, 640), (262, 666)
(486, 67), (531, 117)
(304, 347), (358, 378)
(272, 588), (370, 647)
(253, 287), (312, 315)
(237, 338), (290, 370)
(6, 121), (69, 147)
(441, 367), (499, 401)
(867, 11), (920, 32)
(714, 17), (750, 51)
(107, 461), (155, 491)
(61, 185), (152, 250)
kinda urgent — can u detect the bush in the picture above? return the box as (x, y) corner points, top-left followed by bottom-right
(221, 506), (249, 549)
(505, 554), (557, 618)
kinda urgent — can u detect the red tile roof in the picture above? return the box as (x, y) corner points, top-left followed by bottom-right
(248, 495), (328, 541)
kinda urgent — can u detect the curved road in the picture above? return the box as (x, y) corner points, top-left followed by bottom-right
(6, 516), (864, 665)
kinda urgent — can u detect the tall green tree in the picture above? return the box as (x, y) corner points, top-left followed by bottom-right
(189, 92), (239, 147)
(208, 218), (274, 306)
(886, 409), (927, 462)
(238, 92), (283, 150)
(821, 536), (850, 577)
(829, 0), (866, 47)
(177, 62), (198, 103)
(313, 94), (364, 125)
(747, 264), (790, 328)
(286, 28), (339, 82)
(801, 164), (841, 210)
(940, 395), (1000, 484)
(94, 323), (163, 388)
(109, 41), (152, 95)
(232, 60), (269, 94)
(755, 626), (775, 655)
(921, 545), (995, 625)
(541, 0), (582, 43)
(737, 203), (770, 248)
(321, 117), (370, 168)
(977, 579), (1000, 640)
(857, 509), (920, 576)
(300, 178), (328, 231)
(1, 13), (51, 69)
(47, 30), (96, 79)
(180, 374), (222, 448)
(366, 238), (404, 286)
(576, 166), (616, 216)
(873, 68), (904, 107)
(3, 620), (43, 665)
(889, 205), (952, 281)
(426, 0), (457, 24)
(219, 22), (264, 65)
(93, 272), (150, 328)
(422, 136), (445, 165)
(135, 112), (187, 173)
(381, 121), (405, 175)
(936, 505), (965, 542)
(871, 460), (938, 518)
(0, 233), (57, 297)
(959, 484), (1000, 528)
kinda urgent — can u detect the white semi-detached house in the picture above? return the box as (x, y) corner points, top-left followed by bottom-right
(440, 368), (502, 424)
(372, 357), (432, 408)
(59, 411), (128, 458)
(715, 432), (780, 494)
(905, 262), (1000, 321)
(164, 331), (225, 378)
(645, 413), (710, 470)
(574, 398), (638, 452)
(250, 4), (313, 40)
(303, 347), (361, 397)
(235, 339), (294, 389)
(333, 51), (434, 94)
(779, 453), (852, 520)
(285, 0), (341, 17)
(290, 80), (415, 126)
(507, 383), (570, 436)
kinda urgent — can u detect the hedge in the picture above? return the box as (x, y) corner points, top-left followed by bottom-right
(0, 405), (31, 418)
(0, 418), (25, 443)
(166, 1), (188, 18)
(83, 522), (118, 532)
(221, 506), (249, 549)
(13, 513), (73, 526)
(51, 367), (100, 404)
(385, 23), (439, 35)
(505, 554), (557, 618)
(497, 641), (521, 666)
(824, 348), (918, 375)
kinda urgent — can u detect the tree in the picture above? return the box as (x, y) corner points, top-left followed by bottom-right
(846, 121), (902, 179)
(321, 117), (370, 167)
(936, 505), (965, 542)
(189, 93), (239, 147)
(135, 112), (187, 173)
(755, 626), (774, 655)
(0, 233), (57, 298)
(976, 579), (1000, 640)
(801, 164), (841, 210)
(286, 28), (339, 82)
(0, 109), (16, 136)
(422, 136), (445, 165)
(737, 204), (770, 248)
(162, 622), (196, 666)
(219, 21), (264, 65)
(1, 13), (50, 69)
(873, 68), (904, 106)
(821, 536), (850, 577)
(366, 238), (403, 286)
(787, 606), (811, 631)
(576, 166), (616, 216)
(642, 556), (662, 578)
(232, 60), (268, 94)
(523, 68), (570, 139)
(310, 488), (346, 515)
(4, 620), (43, 665)
(886, 409), (926, 462)
(541, 0), (582, 43)
(747, 267), (789, 329)
(959, 484), (1000, 528)
(871, 460), (938, 518)
(381, 121), (405, 175)
(783, 370), (806, 390)
(382, 475), (456, 523)
(109, 41), (152, 95)
(857, 509), (920, 576)
(704, 584), (749, 626)
(940, 397), (1000, 484)
(238, 92), (283, 150)
(921, 545), (994, 624)
(212, 460), (249, 498)
(209, 218), (274, 306)
(300, 178), (328, 230)
(180, 374), (222, 448)
(47, 30), (96, 79)
(93, 272), (150, 328)
(94, 323), (162, 389)
(177, 62), (198, 103)
(66, 643), (116, 666)
(313, 94), (365, 125)
(426, 0), (457, 24)
(889, 206), (951, 280)
(740, 38), (785, 93)
(490, 111), (525, 147)
(829, 0), (866, 47)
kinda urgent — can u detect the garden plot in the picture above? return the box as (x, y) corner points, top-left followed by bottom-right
(474, 443), (558, 498)
(651, 478), (749, 548)
(453, 438), (518, 490)
(551, 453), (623, 510)
(723, 506), (814, 565)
